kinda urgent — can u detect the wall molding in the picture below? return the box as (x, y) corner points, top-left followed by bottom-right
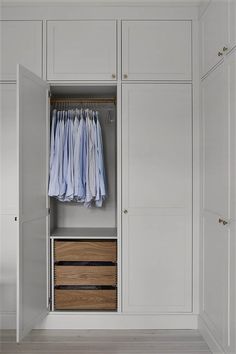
(0, 311), (198, 330)
(0, 1), (206, 8)
(36, 313), (198, 329)
(198, 315), (225, 354)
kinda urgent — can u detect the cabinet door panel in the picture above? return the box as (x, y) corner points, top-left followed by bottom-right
(201, 1), (229, 76)
(201, 52), (236, 352)
(47, 21), (116, 81)
(0, 215), (17, 317)
(0, 21), (42, 81)
(229, 0), (236, 53)
(228, 50), (236, 354)
(122, 84), (192, 313)
(123, 213), (192, 312)
(202, 213), (229, 349)
(17, 65), (48, 342)
(0, 84), (17, 214)
(202, 62), (229, 218)
(122, 21), (191, 80)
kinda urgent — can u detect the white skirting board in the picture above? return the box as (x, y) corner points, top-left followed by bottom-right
(0, 311), (16, 329)
(36, 313), (198, 330)
(198, 316), (224, 354)
(0, 312), (198, 330)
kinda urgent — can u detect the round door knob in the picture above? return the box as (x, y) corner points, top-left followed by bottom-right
(112, 74), (116, 79)
(218, 51), (223, 56)
(223, 46), (228, 52)
(123, 209), (128, 214)
(123, 74), (128, 79)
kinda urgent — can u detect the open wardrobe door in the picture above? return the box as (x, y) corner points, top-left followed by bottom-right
(16, 65), (49, 342)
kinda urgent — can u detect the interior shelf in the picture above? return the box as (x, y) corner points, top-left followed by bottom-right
(50, 227), (117, 238)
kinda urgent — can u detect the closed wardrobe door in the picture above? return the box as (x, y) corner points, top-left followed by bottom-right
(202, 63), (229, 349)
(201, 55), (236, 352)
(122, 84), (192, 313)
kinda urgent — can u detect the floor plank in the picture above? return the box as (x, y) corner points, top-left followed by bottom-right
(0, 330), (212, 354)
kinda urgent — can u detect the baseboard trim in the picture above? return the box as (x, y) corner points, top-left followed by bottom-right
(36, 313), (198, 329)
(198, 315), (225, 354)
(0, 311), (16, 329)
(0, 311), (198, 331)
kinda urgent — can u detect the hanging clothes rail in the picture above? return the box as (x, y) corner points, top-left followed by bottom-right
(50, 97), (116, 105)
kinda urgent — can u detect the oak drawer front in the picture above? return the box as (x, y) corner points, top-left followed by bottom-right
(55, 289), (117, 310)
(54, 240), (117, 262)
(55, 266), (117, 286)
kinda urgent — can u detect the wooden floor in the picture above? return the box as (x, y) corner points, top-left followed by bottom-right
(0, 329), (212, 354)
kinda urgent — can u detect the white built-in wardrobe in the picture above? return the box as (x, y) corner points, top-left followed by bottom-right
(0, 1), (235, 353)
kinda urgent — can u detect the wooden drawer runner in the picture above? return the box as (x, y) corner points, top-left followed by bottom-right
(54, 240), (117, 262)
(55, 289), (117, 310)
(55, 265), (117, 286)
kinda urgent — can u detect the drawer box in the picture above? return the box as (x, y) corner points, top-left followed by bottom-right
(55, 265), (117, 286)
(54, 240), (117, 262)
(55, 289), (117, 310)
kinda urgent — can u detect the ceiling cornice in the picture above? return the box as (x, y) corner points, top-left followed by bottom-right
(0, 1), (205, 8)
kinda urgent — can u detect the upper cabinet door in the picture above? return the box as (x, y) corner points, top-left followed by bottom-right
(0, 21), (42, 81)
(17, 65), (49, 342)
(201, 0), (236, 77)
(47, 21), (117, 81)
(122, 21), (192, 81)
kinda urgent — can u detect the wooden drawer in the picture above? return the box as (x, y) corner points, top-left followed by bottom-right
(54, 240), (117, 262)
(55, 265), (117, 286)
(55, 289), (117, 310)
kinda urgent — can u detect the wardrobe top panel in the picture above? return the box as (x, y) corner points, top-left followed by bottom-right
(1, 5), (199, 21)
(50, 85), (117, 98)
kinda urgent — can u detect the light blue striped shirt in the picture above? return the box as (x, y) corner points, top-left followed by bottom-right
(48, 109), (107, 206)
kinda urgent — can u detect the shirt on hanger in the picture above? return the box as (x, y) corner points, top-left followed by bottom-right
(48, 107), (107, 207)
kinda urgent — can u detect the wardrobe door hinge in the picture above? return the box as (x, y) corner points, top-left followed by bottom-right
(48, 91), (51, 98)
(48, 208), (51, 215)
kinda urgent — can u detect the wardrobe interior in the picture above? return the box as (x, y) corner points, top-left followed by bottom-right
(49, 85), (118, 311)
(49, 85), (117, 235)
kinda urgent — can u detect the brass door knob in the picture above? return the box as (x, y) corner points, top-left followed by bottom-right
(218, 51), (223, 56)
(112, 74), (116, 79)
(219, 218), (228, 225)
(123, 209), (128, 214)
(123, 74), (128, 79)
